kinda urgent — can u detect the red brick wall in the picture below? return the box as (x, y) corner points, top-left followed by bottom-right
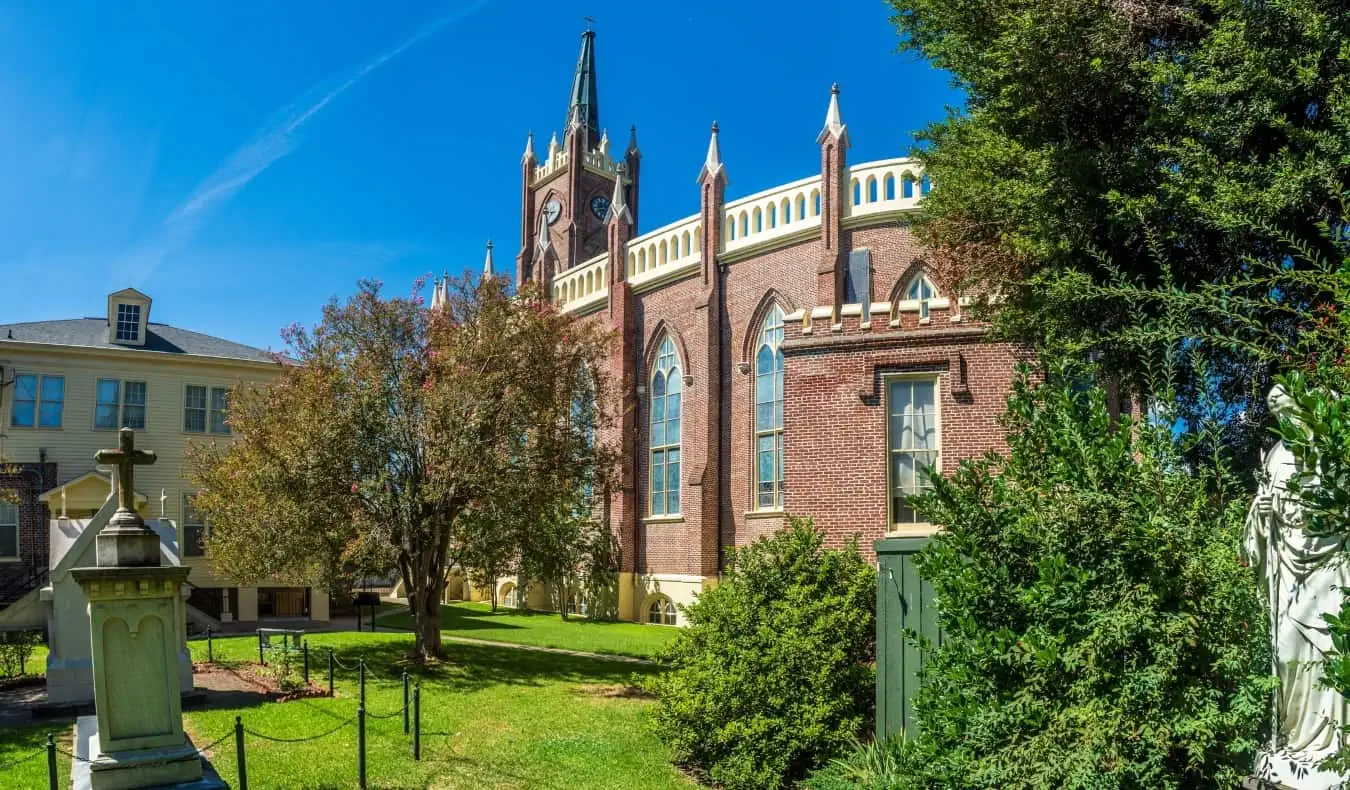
(781, 325), (1027, 561)
(0, 462), (56, 593)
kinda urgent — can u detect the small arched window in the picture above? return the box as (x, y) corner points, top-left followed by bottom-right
(502, 583), (519, 608)
(647, 596), (678, 625)
(649, 336), (682, 516)
(753, 305), (786, 510)
(902, 176), (915, 199)
(907, 275), (938, 320)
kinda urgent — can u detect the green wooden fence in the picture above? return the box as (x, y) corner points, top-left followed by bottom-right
(874, 536), (939, 741)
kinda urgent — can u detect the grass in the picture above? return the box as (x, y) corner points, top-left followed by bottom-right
(181, 631), (692, 789)
(0, 722), (72, 789)
(373, 601), (680, 661)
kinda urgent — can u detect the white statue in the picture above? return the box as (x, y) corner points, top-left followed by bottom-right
(1246, 384), (1350, 788)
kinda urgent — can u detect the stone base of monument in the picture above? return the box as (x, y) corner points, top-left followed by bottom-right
(72, 716), (226, 790)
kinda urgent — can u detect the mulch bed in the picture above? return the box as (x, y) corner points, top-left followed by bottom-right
(194, 662), (329, 703)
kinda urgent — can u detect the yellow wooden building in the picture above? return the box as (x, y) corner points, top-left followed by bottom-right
(0, 288), (329, 625)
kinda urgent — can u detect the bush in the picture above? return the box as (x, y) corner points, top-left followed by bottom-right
(646, 518), (875, 790)
(803, 737), (923, 790)
(899, 364), (1272, 788)
(0, 630), (41, 679)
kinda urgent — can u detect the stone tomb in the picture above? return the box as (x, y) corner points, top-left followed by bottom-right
(69, 428), (223, 790)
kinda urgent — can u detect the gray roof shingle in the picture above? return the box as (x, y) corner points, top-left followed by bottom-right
(0, 318), (276, 364)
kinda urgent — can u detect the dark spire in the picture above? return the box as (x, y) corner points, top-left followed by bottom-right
(565, 29), (601, 148)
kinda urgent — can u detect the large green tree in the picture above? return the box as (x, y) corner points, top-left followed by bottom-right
(891, 0), (1350, 470)
(188, 276), (613, 659)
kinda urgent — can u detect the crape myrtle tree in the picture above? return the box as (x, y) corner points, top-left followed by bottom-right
(889, 0), (1350, 472)
(188, 275), (614, 660)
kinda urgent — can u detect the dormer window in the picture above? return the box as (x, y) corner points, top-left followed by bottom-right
(105, 287), (152, 347)
(115, 303), (141, 342)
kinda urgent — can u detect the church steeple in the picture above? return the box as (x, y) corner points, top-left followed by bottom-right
(565, 29), (601, 149)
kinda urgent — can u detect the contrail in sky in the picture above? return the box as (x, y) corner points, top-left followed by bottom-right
(121, 1), (491, 284)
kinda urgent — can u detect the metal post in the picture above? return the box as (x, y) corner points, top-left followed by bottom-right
(402, 671), (410, 735)
(359, 657), (366, 708)
(257, 629), (264, 666)
(235, 716), (248, 790)
(357, 705), (367, 789)
(328, 647), (335, 696)
(302, 641), (310, 685)
(46, 733), (57, 790)
(207, 626), (213, 663)
(413, 681), (421, 761)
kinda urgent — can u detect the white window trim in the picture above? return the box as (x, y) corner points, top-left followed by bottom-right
(182, 494), (207, 558)
(884, 373), (942, 531)
(184, 384), (231, 435)
(0, 501), (19, 561)
(94, 378), (148, 431)
(648, 336), (682, 518)
(8, 372), (65, 430)
(115, 302), (142, 342)
(752, 305), (786, 512)
(645, 595), (678, 626)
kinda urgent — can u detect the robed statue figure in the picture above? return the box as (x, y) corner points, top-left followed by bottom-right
(1246, 385), (1350, 788)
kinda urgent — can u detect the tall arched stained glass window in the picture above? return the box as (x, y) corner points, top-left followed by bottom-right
(754, 305), (785, 510)
(649, 336), (682, 516)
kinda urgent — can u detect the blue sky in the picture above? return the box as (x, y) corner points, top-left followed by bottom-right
(0, 0), (959, 352)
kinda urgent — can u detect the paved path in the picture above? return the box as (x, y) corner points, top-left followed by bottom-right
(435, 633), (655, 665)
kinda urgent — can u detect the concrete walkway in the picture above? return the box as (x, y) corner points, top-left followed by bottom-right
(435, 633), (655, 665)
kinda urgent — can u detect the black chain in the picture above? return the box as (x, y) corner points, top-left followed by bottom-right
(365, 703), (408, 720)
(243, 715), (355, 743)
(0, 747), (44, 771)
(328, 653), (361, 672)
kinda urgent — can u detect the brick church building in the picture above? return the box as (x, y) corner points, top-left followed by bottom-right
(502, 30), (1025, 625)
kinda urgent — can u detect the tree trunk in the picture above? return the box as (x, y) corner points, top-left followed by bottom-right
(407, 577), (445, 660)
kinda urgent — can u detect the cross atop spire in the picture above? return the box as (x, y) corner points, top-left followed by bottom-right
(565, 28), (601, 149)
(626, 124), (640, 157)
(816, 83), (849, 147)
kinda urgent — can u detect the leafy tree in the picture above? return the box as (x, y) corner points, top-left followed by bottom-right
(646, 519), (875, 790)
(898, 364), (1272, 788)
(189, 276), (612, 659)
(452, 503), (517, 612)
(889, 0), (1350, 471)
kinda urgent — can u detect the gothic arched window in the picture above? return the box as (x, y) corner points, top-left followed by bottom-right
(649, 336), (682, 516)
(907, 275), (938, 320)
(753, 305), (785, 510)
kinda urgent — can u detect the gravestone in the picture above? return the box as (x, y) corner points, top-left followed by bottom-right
(1244, 385), (1350, 790)
(69, 428), (224, 789)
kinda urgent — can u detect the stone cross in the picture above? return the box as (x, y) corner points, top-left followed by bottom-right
(94, 428), (156, 517)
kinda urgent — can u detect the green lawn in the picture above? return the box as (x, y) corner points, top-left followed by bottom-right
(3, 633), (689, 789)
(181, 631), (692, 789)
(374, 601), (680, 660)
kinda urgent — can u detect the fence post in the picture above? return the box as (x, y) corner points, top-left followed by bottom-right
(302, 641), (310, 685)
(256, 629), (264, 666)
(413, 681), (421, 761)
(206, 626), (213, 663)
(235, 715), (248, 790)
(359, 657), (366, 708)
(327, 647), (335, 696)
(46, 733), (57, 790)
(402, 671), (410, 735)
(357, 705), (367, 789)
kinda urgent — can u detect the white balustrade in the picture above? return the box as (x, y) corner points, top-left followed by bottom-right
(845, 158), (928, 219)
(627, 215), (703, 289)
(553, 253), (609, 313)
(546, 158), (925, 304)
(721, 174), (823, 254)
(533, 151), (570, 183)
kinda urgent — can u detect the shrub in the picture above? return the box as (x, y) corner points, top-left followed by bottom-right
(646, 518), (875, 790)
(0, 630), (41, 679)
(899, 364), (1272, 788)
(803, 737), (924, 790)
